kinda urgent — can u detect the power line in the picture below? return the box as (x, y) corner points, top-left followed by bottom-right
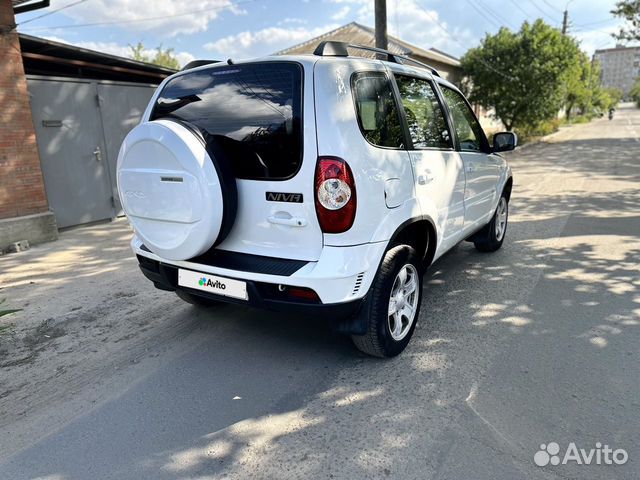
(540, 0), (564, 14)
(573, 17), (617, 28)
(463, 0), (503, 30)
(476, 0), (518, 30)
(508, 0), (534, 21)
(20, 0), (263, 31)
(416, 1), (517, 81)
(18, 0), (91, 26)
(528, 0), (562, 24)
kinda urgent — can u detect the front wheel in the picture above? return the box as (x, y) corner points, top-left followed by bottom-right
(474, 195), (508, 252)
(351, 245), (423, 358)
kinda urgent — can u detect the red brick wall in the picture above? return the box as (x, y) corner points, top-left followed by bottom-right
(0, 1), (49, 219)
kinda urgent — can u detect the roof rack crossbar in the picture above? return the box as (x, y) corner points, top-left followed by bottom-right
(313, 41), (440, 77)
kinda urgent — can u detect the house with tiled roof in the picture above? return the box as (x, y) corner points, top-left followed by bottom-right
(276, 22), (462, 85)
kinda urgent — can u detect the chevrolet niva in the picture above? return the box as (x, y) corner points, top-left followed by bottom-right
(117, 42), (515, 357)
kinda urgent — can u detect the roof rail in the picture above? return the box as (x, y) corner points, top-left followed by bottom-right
(181, 59), (220, 71)
(312, 41), (440, 77)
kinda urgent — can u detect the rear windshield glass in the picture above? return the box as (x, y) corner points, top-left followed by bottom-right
(151, 62), (303, 180)
(352, 72), (404, 148)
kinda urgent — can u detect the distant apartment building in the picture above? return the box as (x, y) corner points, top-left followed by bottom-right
(593, 44), (640, 97)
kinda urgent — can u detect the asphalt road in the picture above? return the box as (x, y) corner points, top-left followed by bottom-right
(1, 104), (639, 480)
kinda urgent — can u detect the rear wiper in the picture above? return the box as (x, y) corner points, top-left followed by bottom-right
(155, 94), (202, 115)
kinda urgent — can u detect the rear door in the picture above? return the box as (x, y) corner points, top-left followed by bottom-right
(439, 85), (501, 231)
(149, 61), (322, 261)
(390, 70), (465, 252)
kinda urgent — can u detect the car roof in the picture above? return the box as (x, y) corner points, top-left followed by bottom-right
(174, 53), (462, 95)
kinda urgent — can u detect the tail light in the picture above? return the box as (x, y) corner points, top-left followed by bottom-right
(314, 156), (357, 233)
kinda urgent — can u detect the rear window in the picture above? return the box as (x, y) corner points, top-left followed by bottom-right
(151, 62), (303, 180)
(352, 72), (404, 148)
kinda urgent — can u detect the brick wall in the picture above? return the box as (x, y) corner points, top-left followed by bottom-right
(0, 1), (49, 220)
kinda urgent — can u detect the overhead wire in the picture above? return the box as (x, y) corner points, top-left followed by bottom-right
(416, 1), (518, 81)
(528, 0), (562, 24)
(18, 0), (91, 25)
(19, 0), (264, 31)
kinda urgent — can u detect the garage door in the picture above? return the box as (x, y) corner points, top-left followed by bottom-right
(28, 77), (156, 228)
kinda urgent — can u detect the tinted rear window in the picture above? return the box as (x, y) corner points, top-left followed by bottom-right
(151, 62), (303, 180)
(352, 72), (404, 149)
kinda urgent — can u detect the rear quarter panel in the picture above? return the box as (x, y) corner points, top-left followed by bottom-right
(313, 58), (417, 246)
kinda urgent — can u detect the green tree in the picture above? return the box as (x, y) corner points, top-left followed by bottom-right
(563, 51), (591, 121)
(461, 20), (583, 132)
(128, 42), (180, 70)
(630, 78), (640, 107)
(611, 0), (640, 42)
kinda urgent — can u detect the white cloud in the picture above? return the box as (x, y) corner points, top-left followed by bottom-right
(331, 6), (351, 21)
(42, 36), (195, 67)
(279, 18), (308, 25)
(573, 25), (621, 56)
(49, 0), (245, 37)
(204, 24), (339, 58)
(348, 0), (473, 57)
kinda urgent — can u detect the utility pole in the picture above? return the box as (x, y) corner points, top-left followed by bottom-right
(375, 0), (388, 50)
(561, 9), (568, 35)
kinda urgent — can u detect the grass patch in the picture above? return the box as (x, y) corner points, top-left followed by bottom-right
(0, 298), (21, 319)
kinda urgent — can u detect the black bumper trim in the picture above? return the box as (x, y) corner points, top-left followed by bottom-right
(140, 244), (308, 277)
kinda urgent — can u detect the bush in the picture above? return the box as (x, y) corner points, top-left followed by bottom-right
(515, 118), (560, 142)
(630, 78), (640, 108)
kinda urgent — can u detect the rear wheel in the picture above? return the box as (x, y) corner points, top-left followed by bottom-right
(176, 290), (222, 307)
(351, 245), (422, 357)
(474, 195), (508, 252)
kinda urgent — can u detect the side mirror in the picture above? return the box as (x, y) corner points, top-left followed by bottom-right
(492, 132), (517, 153)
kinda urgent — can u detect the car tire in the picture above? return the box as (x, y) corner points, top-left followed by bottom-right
(176, 290), (222, 307)
(473, 195), (508, 252)
(351, 245), (423, 358)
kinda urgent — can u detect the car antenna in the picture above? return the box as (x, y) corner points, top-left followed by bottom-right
(227, 58), (234, 65)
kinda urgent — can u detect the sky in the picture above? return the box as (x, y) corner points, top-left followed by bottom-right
(15, 0), (631, 67)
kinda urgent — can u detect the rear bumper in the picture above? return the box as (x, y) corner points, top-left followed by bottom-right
(131, 235), (387, 305)
(137, 255), (365, 319)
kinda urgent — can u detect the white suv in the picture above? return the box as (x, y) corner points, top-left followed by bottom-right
(117, 42), (515, 357)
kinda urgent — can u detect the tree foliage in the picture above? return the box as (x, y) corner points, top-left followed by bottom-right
(611, 0), (640, 42)
(129, 42), (180, 70)
(629, 78), (640, 107)
(461, 20), (583, 131)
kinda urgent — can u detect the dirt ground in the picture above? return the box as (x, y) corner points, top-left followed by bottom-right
(0, 219), (214, 454)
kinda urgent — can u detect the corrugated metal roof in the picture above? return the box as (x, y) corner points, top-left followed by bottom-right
(19, 33), (175, 84)
(276, 22), (461, 68)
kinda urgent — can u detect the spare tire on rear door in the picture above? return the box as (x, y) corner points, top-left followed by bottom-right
(117, 119), (237, 261)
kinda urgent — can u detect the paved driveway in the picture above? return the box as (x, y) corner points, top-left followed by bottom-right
(0, 104), (638, 479)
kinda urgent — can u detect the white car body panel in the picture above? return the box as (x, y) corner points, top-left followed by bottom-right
(313, 58), (415, 247)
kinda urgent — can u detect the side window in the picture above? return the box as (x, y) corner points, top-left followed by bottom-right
(352, 72), (405, 148)
(441, 86), (485, 152)
(394, 75), (452, 149)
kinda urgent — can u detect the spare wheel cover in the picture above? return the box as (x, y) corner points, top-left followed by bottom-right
(117, 119), (233, 261)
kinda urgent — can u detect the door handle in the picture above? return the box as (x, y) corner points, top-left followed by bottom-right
(93, 146), (102, 162)
(267, 215), (307, 227)
(466, 163), (476, 173)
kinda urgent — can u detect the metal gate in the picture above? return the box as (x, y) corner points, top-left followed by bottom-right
(28, 77), (156, 228)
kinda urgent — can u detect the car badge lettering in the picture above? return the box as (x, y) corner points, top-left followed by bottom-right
(265, 192), (303, 203)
